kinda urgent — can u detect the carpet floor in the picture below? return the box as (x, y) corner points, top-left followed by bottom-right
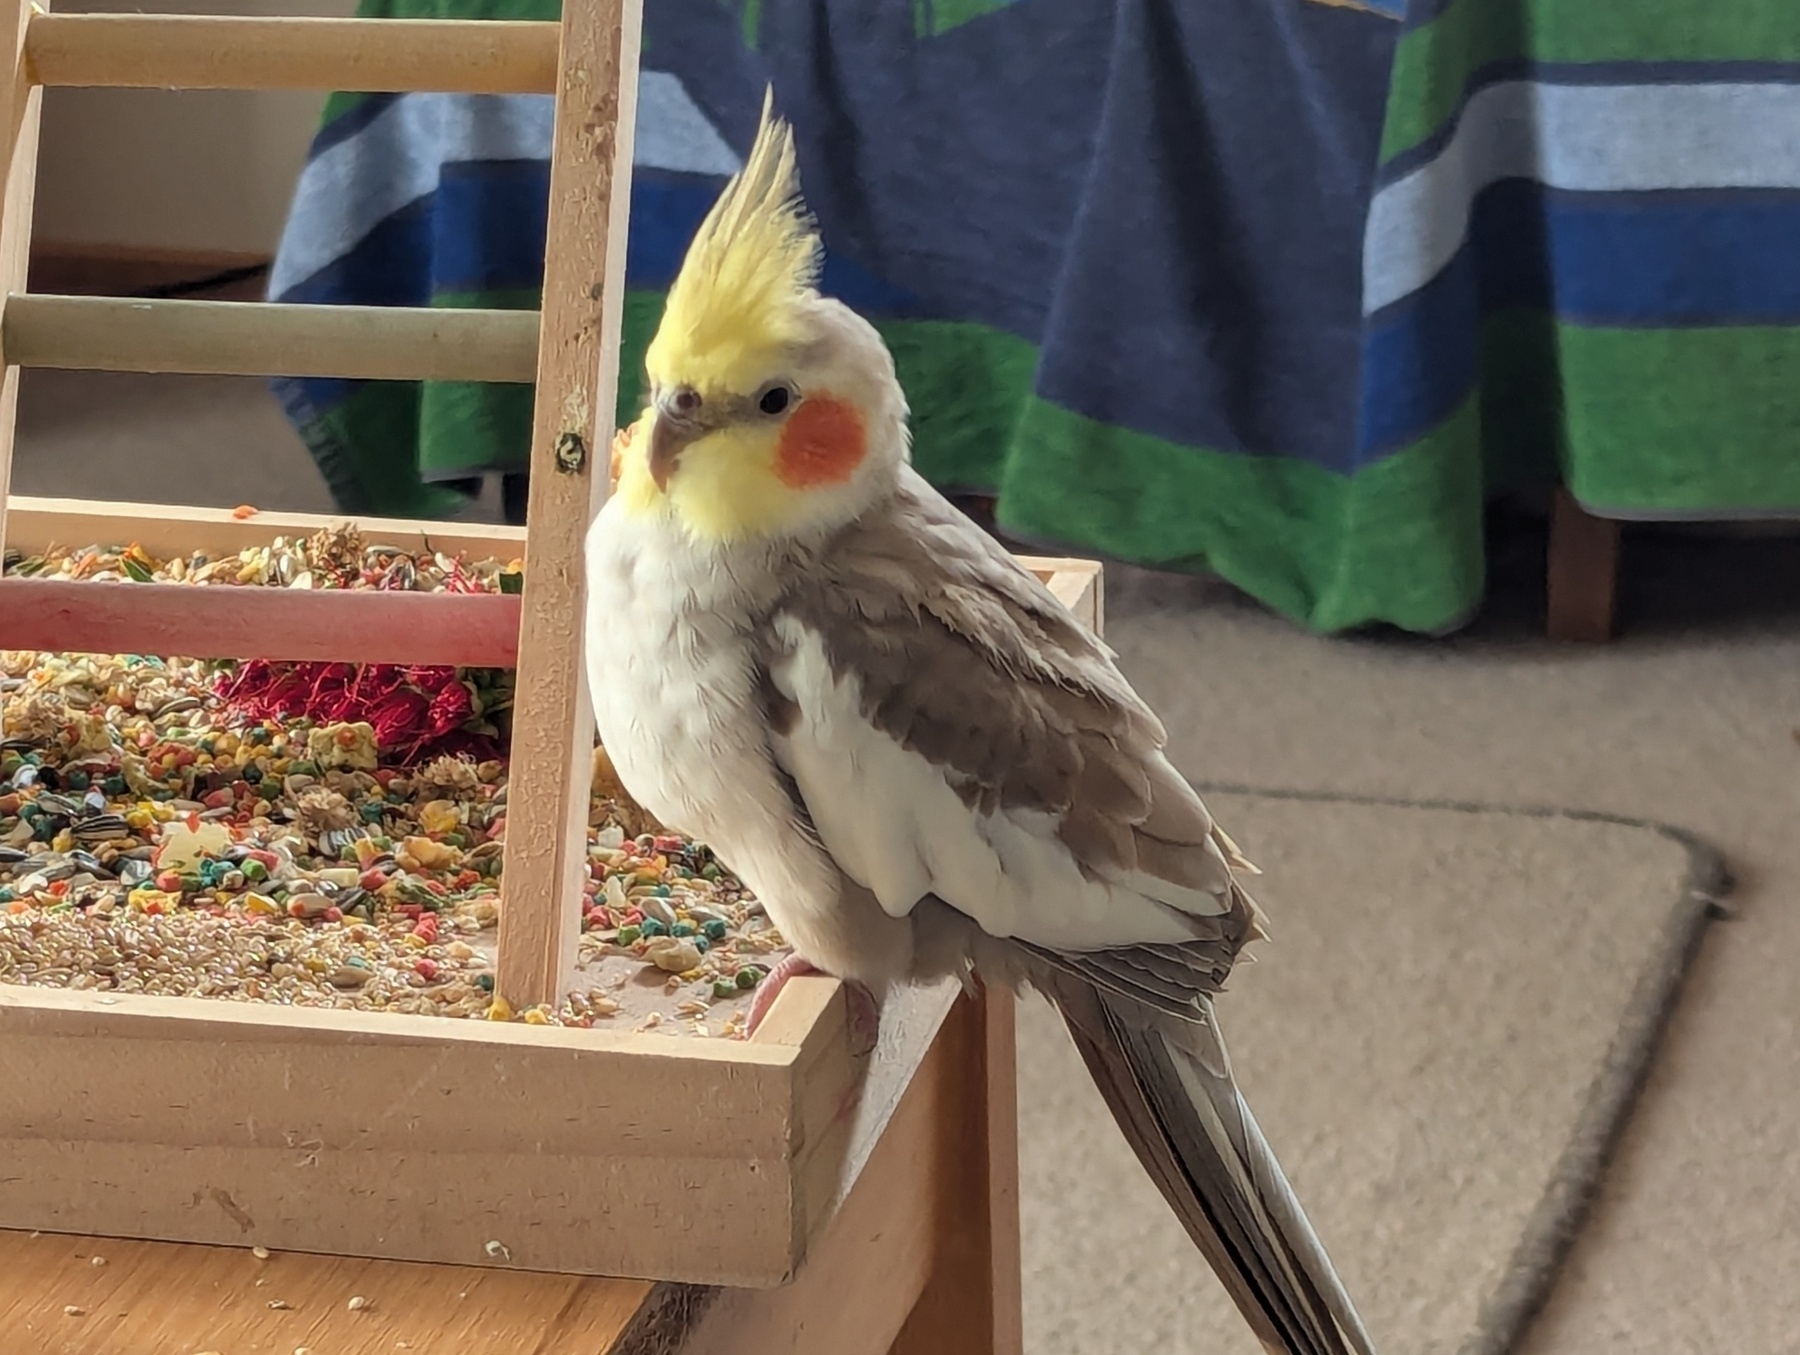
(1021, 789), (1719, 1355)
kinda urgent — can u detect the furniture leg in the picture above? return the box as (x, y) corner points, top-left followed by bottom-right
(1547, 486), (1621, 642)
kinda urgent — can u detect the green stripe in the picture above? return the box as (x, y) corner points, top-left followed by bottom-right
(353, 0), (559, 21)
(304, 385), (469, 519)
(996, 398), (1486, 635)
(1383, 0), (1800, 162)
(878, 320), (1037, 489)
(1547, 323), (1800, 512)
(1474, 310), (1562, 495)
(918, 0), (1016, 37)
(418, 383), (536, 478)
(297, 285), (1800, 633)
(434, 287), (539, 310)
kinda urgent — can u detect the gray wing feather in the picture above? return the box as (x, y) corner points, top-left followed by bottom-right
(774, 469), (1259, 960)
(1042, 967), (1376, 1355)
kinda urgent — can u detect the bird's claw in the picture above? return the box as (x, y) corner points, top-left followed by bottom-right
(745, 953), (880, 1055)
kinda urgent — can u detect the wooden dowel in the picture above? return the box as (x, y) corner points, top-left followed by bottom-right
(0, 578), (523, 668)
(2, 293), (540, 382)
(495, 0), (642, 1011)
(24, 15), (559, 94)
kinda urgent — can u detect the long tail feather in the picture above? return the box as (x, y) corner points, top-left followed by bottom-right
(1050, 983), (1376, 1355)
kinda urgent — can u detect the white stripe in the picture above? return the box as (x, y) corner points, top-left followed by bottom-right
(270, 74), (741, 298)
(1363, 80), (1800, 316)
(635, 71), (744, 179)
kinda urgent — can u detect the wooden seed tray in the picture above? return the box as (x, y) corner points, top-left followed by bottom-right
(0, 496), (1100, 1287)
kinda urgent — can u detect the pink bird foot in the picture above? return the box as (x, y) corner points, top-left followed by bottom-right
(745, 953), (881, 1055)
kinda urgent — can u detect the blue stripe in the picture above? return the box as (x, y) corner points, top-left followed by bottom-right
(310, 92), (404, 159)
(623, 170), (718, 289)
(1358, 250), (1479, 459)
(1479, 184), (1800, 325)
(276, 192), (436, 311)
(431, 160), (550, 294)
(1381, 59), (1800, 183)
(1361, 180), (1800, 455)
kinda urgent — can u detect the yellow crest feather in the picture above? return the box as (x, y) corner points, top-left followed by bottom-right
(645, 90), (823, 393)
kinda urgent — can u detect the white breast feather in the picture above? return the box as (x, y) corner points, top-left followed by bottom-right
(769, 617), (1203, 952)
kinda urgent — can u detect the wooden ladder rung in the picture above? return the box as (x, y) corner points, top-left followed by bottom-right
(0, 578), (523, 668)
(24, 14), (559, 95)
(2, 294), (540, 382)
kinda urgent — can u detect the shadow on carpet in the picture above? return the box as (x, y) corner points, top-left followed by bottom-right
(1018, 786), (1727, 1355)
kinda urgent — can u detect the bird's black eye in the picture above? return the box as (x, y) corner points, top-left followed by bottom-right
(758, 384), (794, 417)
(670, 386), (702, 415)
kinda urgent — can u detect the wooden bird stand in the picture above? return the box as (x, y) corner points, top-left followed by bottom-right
(0, 5), (1100, 1349)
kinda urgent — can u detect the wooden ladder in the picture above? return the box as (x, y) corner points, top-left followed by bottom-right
(0, 0), (641, 1012)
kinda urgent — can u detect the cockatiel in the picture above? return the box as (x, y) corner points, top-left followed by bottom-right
(584, 94), (1377, 1355)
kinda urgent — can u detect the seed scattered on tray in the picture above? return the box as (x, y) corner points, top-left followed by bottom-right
(1, 524), (521, 597)
(0, 545), (790, 1034)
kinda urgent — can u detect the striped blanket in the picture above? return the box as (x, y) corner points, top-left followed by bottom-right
(270, 0), (1798, 635)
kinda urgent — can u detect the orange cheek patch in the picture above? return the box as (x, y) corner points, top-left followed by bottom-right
(775, 396), (867, 489)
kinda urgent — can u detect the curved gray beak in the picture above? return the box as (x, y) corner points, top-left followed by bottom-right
(648, 411), (699, 493)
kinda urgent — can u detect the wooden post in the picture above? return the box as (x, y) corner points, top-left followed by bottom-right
(889, 985), (1025, 1355)
(496, 0), (642, 1009)
(0, 0), (43, 568)
(1546, 487), (1621, 643)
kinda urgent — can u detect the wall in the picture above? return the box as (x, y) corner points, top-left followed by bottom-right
(34, 0), (357, 260)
